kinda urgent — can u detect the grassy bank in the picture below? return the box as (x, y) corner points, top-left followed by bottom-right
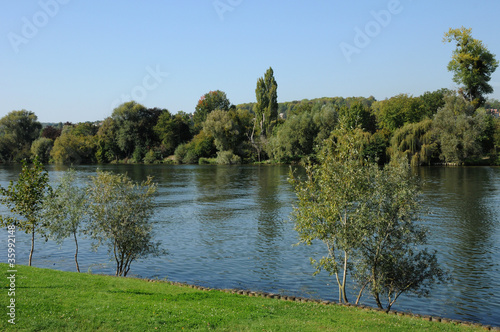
(1, 264), (485, 331)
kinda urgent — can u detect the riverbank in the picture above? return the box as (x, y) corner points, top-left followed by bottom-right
(0, 264), (493, 331)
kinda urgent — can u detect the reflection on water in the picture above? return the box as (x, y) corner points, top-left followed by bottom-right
(0, 164), (499, 326)
(409, 167), (500, 325)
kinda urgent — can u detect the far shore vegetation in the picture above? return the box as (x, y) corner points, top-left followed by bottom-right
(1, 27), (499, 167)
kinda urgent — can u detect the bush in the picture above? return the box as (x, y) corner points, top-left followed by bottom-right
(216, 150), (242, 165)
(174, 130), (216, 164)
(143, 149), (161, 164)
(174, 143), (188, 163)
(132, 146), (145, 163)
(198, 157), (217, 165)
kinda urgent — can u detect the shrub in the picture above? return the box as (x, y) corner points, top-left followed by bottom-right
(216, 150), (242, 165)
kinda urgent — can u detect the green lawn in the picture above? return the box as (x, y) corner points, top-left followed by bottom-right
(1, 264), (485, 331)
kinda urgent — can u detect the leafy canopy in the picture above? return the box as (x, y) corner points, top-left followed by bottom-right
(443, 27), (498, 108)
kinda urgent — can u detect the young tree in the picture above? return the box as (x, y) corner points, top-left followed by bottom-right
(86, 171), (162, 276)
(443, 27), (498, 108)
(289, 128), (371, 303)
(43, 169), (87, 272)
(290, 129), (447, 308)
(0, 157), (52, 266)
(353, 159), (447, 310)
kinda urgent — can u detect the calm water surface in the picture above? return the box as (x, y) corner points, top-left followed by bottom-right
(0, 164), (499, 326)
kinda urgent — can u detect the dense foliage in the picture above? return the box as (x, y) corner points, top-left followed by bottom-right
(2, 92), (499, 166)
(0, 28), (498, 166)
(2, 90), (499, 166)
(443, 27), (499, 108)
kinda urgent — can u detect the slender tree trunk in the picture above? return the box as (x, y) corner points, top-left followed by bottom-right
(250, 117), (256, 144)
(373, 265), (383, 309)
(342, 251), (349, 303)
(114, 242), (120, 276)
(334, 251), (349, 303)
(355, 280), (369, 305)
(335, 272), (342, 303)
(73, 231), (80, 273)
(29, 227), (35, 266)
(250, 118), (261, 162)
(375, 293), (383, 309)
(261, 114), (265, 137)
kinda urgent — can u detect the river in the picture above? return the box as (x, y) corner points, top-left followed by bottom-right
(0, 164), (499, 326)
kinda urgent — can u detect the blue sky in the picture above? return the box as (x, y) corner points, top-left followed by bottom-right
(1, 0), (500, 123)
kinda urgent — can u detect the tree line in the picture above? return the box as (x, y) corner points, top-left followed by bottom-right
(1, 27), (499, 166)
(2, 90), (500, 166)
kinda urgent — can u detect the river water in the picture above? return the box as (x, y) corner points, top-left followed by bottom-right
(0, 164), (499, 326)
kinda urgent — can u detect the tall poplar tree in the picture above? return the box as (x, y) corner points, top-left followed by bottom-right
(254, 67), (278, 138)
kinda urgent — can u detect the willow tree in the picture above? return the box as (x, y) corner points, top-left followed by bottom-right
(0, 157), (52, 266)
(443, 27), (498, 108)
(389, 119), (436, 166)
